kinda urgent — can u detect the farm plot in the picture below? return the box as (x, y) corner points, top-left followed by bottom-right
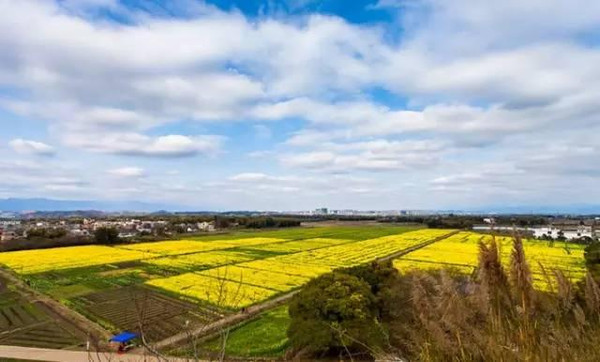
(147, 229), (454, 309)
(0, 245), (150, 274)
(214, 225), (423, 241)
(142, 250), (263, 273)
(146, 273), (278, 309)
(279, 229), (453, 268)
(25, 264), (161, 300)
(240, 238), (353, 254)
(70, 286), (225, 342)
(202, 306), (290, 358)
(199, 266), (309, 292)
(0, 281), (86, 349)
(394, 232), (587, 289)
(118, 238), (287, 256)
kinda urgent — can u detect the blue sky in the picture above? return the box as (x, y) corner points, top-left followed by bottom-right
(0, 0), (599, 211)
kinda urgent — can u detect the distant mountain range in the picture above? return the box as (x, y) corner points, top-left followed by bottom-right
(0, 198), (598, 215)
(0, 198), (188, 213)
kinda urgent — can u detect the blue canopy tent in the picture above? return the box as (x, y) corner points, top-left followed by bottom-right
(109, 331), (138, 343)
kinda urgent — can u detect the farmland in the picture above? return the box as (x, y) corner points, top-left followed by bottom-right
(393, 231), (587, 289)
(0, 225), (429, 344)
(0, 276), (86, 349)
(145, 229), (451, 308)
(203, 306), (290, 358)
(0, 225), (592, 357)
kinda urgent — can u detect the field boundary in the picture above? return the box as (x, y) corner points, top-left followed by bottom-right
(151, 229), (458, 352)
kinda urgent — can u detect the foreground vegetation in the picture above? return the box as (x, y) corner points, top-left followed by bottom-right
(287, 235), (600, 361)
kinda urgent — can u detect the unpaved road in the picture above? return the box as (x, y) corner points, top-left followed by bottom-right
(0, 345), (192, 362)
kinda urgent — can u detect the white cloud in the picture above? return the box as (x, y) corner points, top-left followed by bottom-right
(280, 139), (445, 171)
(228, 173), (269, 182)
(63, 133), (223, 157)
(0, 0), (599, 209)
(107, 167), (145, 178)
(9, 139), (55, 156)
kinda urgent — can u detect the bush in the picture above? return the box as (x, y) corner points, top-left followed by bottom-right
(94, 227), (120, 245)
(288, 272), (385, 357)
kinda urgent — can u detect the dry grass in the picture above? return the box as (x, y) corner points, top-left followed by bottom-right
(386, 235), (600, 361)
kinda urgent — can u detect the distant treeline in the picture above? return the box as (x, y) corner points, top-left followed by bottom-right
(0, 235), (93, 252)
(379, 215), (551, 229)
(0, 216), (302, 252)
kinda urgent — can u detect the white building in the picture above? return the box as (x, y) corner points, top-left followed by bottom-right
(530, 225), (594, 240)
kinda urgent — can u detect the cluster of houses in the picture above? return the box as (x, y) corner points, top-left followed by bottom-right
(474, 218), (600, 241)
(0, 218), (217, 242)
(0, 220), (22, 241)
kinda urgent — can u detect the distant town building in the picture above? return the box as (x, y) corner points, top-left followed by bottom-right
(313, 208), (329, 215)
(474, 219), (598, 241)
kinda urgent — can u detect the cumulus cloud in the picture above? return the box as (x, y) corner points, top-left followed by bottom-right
(0, 0), (598, 208)
(9, 139), (55, 156)
(62, 133), (223, 157)
(228, 173), (270, 182)
(107, 167), (145, 178)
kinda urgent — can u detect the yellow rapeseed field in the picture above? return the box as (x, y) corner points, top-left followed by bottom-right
(394, 231), (587, 289)
(118, 237), (286, 256)
(238, 259), (333, 278)
(146, 272), (278, 308)
(0, 245), (149, 274)
(242, 238), (353, 253)
(143, 250), (258, 270)
(0, 228), (457, 310)
(145, 229), (454, 309)
(280, 229), (453, 268)
(198, 265), (310, 292)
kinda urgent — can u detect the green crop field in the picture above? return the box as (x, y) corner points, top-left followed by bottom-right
(0, 276), (87, 349)
(204, 306), (290, 358)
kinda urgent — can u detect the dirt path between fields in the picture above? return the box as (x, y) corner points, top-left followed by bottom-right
(0, 345), (193, 362)
(0, 268), (112, 347)
(150, 230), (459, 352)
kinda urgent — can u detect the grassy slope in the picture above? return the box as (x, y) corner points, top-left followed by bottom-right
(205, 305), (290, 358)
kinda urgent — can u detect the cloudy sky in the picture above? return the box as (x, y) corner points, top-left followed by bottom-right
(0, 0), (599, 211)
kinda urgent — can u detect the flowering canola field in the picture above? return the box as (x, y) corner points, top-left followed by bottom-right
(0, 228), (454, 309)
(146, 229), (453, 308)
(146, 272), (278, 308)
(243, 238), (353, 253)
(143, 250), (259, 271)
(0, 245), (150, 274)
(393, 232), (587, 289)
(117, 237), (286, 256)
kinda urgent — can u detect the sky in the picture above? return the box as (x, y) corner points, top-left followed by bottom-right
(0, 0), (599, 211)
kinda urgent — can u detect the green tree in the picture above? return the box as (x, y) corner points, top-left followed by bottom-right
(287, 272), (384, 357)
(94, 227), (120, 245)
